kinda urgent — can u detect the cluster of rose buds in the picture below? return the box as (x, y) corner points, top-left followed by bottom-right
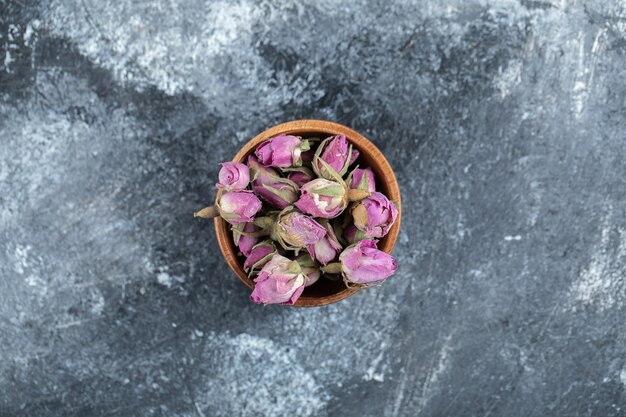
(195, 134), (398, 305)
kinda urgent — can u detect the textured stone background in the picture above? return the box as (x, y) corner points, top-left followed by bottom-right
(1, 0), (626, 416)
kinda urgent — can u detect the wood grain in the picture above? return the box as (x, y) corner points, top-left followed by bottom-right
(214, 120), (402, 307)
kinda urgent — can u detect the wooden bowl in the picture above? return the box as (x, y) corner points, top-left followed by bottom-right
(214, 120), (402, 307)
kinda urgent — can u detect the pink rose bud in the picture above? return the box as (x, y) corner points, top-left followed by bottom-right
(217, 190), (262, 224)
(243, 240), (277, 273)
(308, 220), (342, 265)
(339, 239), (397, 286)
(289, 171), (313, 187)
(272, 208), (327, 249)
(255, 180), (299, 209)
(313, 135), (359, 179)
(350, 148), (360, 165)
(216, 162), (250, 190)
(295, 178), (347, 219)
(255, 135), (310, 168)
(351, 192), (398, 238)
(296, 253), (321, 286)
(343, 223), (368, 245)
(232, 222), (261, 257)
(248, 155), (279, 182)
(250, 254), (306, 305)
(248, 155), (298, 209)
(284, 167), (315, 187)
(349, 167), (376, 193)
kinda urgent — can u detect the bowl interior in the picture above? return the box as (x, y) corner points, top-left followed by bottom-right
(214, 120), (401, 306)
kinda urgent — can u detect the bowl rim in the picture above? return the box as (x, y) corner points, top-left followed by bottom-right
(214, 119), (402, 307)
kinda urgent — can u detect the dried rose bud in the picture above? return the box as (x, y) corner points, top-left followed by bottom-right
(324, 239), (397, 286)
(296, 253), (321, 286)
(217, 190), (262, 224)
(256, 180), (299, 209)
(307, 219), (342, 265)
(313, 135), (359, 179)
(351, 192), (398, 238)
(232, 222), (261, 257)
(250, 254), (306, 305)
(350, 150), (360, 165)
(216, 162), (250, 190)
(342, 223), (368, 245)
(248, 155), (298, 209)
(294, 178), (347, 219)
(272, 207), (326, 250)
(283, 167), (315, 188)
(289, 171), (313, 187)
(348, 167), (376, 193)
(243, 240), (277, 273)
(255, 135), (310, 168)
(248, 155), (279, 183)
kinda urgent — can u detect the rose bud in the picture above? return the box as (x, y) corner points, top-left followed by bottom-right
(243, 240), (277, 273)
(342, 223), (368, 245)
(307, 219), (342, 265)
(289, 171), (313, 187)
(351, 192), (398, 238)
(323, 239), (397, 287)
(216, 162), (250, 190)
(272, 207), (327, 250)
(283, 167), (315, 187)
(255, 135), (310, 168)
(312, 135), (359, 179)
(350, 148), (360, 165)
(248, 154), (279, 182)
(217, 190), (262, 224)
(296, 253), (321, 286)
(255, 179), (299, 209)
(348, 167), (376, 193)
(232, 222), (261, 257)
(294, 178), (347, 219)
(250, 254), (307, 305)
(248, 155), (298, 209)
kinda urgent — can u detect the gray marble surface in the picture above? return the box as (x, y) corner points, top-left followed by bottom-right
(1, 0), (626, 416)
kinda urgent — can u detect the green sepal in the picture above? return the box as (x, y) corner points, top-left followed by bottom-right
(312, 184), (345, 197)
(262, 183), (297, 203)
(253, 216), (275, 231)
(345, 165), (358, 188)
(231, 223), (245, 246)
(321, 262), (342, 274)
(245, 241), (277, 275)
(315, 156), (346, 185)
(337, 143), (353, 177)
(220, 211), (240, 220)
(312, 137), (331, 179)
(286, 260), (303, 275)
(246, 251), (276, 276)
(296, 253), (317, 268)
(280, 166), (315, 177)
(351, 228), (368, 244)
(249, 167), (259, 183)
(359, 175), (370, 191)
